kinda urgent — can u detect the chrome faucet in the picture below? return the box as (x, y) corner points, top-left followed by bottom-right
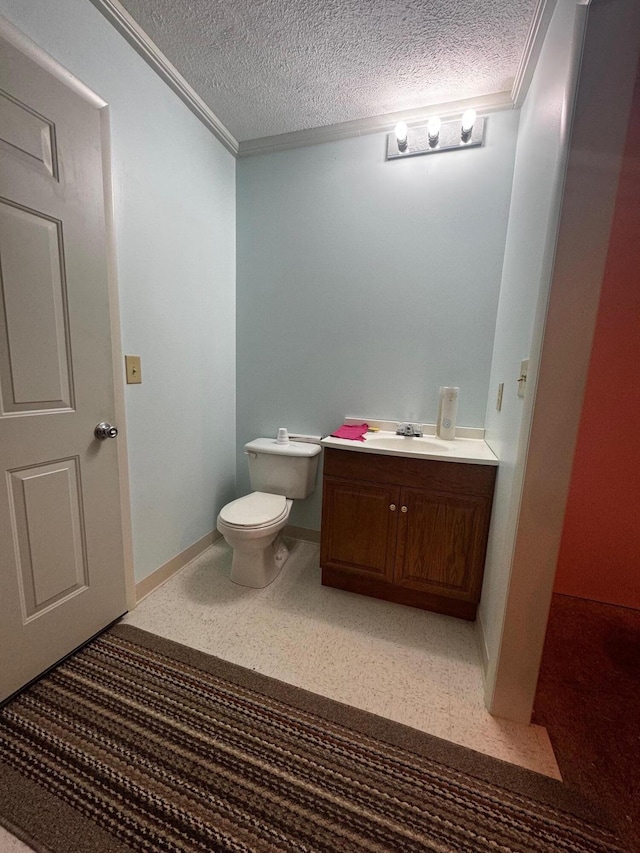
(396, 422), (423, 437)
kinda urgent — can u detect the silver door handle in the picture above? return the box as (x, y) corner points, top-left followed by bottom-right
(95, 422), (118, 440)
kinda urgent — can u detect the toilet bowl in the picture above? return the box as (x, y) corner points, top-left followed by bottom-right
(217, 435), (322, 588)
(217, 491), (293, 587)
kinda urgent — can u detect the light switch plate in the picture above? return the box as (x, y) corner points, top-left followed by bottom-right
(518, 359), (529, 398)
(125, 355), (142, 384)
(496, 383), (504, 411)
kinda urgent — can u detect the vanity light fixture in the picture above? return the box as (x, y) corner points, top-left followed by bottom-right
(386, 112), (486, 160)
(394, 121), (408, 151)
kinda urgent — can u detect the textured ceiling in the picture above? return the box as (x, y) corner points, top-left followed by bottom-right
(116, 0), (539, 142)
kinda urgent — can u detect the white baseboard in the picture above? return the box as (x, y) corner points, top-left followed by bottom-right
(475, 612), (490, 685)
(285, 525), (320, 544)
(134, 530), (222, 604)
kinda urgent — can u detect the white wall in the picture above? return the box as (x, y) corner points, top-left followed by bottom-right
(478, 0), (585, 683)
(479, 0), (640, 720)
(0, 0), (237, 582)
(236, 115), (519, 529)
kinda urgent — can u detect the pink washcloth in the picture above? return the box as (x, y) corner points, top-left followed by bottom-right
(330, 423), (369, 441)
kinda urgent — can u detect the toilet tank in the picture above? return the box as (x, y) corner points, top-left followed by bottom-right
(245, 438), (322, 499)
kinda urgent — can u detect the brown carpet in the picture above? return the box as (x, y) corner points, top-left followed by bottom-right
(0, 623), (628, 853)
(533, 594), (640, 853)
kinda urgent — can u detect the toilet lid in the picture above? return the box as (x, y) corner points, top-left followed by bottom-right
(219, 492), (288, 528)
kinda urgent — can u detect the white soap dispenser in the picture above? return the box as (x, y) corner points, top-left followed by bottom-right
(437, 387), (459, 440)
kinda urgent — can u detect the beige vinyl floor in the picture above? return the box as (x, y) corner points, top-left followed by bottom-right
(1, 536), (561, 851)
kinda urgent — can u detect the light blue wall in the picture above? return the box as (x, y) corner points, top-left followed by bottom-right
(0, 0), (237, 581)
(478, 0), (584, 670)
(237, 115), (520, 528)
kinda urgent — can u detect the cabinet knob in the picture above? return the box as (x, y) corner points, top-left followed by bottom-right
(389, 504), (396, 511)
(401, 505), (408, 513)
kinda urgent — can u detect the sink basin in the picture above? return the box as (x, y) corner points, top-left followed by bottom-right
(363, 436), (450, 453)
(320, 429), (498, 465)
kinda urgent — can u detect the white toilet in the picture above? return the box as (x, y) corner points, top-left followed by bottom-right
(217, 436), (322, 588)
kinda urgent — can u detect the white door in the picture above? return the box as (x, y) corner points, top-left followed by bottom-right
(0, 34), (127, 701)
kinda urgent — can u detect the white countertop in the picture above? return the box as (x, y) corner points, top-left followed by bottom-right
(321, 431), (498, 466)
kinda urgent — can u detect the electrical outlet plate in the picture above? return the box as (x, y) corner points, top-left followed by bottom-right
(125, 355), (142, 384)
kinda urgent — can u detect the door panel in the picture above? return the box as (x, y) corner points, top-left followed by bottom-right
(320, 477), (398, 581)
(395, 488), (489, 601)
(8, 458), (88, 618)
(0, 89), (57, 179)
(0, 199), (72, 412)
(0, 34), (126, 701)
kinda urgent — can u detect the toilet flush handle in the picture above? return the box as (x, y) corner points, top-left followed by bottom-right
(244, 451), (258, 459)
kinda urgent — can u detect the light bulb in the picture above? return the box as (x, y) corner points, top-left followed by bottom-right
(461, 109), (476, 143)
(461, 109), (476, 132)
(394, 121), (408, 151)
(427, 116), (441, 147)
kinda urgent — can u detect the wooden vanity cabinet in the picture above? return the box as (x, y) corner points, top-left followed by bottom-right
(320, 448), (496, 620)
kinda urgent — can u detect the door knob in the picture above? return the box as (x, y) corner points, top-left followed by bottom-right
(95, 422), (118, 440)
(390, 504), (396, 511)
(401, 506), (408, 513)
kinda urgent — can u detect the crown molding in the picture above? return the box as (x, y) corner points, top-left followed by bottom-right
(238, 91), (514, 158)
(511, 0), (558, 107)
(88, 0), (553, 158)
(88, 0), (238, 156)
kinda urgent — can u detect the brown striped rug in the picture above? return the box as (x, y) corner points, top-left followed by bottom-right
(0, 624), (626, 853)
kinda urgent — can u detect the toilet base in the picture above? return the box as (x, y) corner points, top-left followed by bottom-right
(230, 533), (290, 588)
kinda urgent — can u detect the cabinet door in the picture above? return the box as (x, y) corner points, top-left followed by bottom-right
(320, 477), (398, 582)
(395, 487), (492, 603)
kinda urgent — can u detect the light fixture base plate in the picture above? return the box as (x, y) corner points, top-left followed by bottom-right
(386, 116), (485, 160)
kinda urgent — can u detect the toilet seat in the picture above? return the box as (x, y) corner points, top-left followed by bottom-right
(218, 492), (288, 529)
